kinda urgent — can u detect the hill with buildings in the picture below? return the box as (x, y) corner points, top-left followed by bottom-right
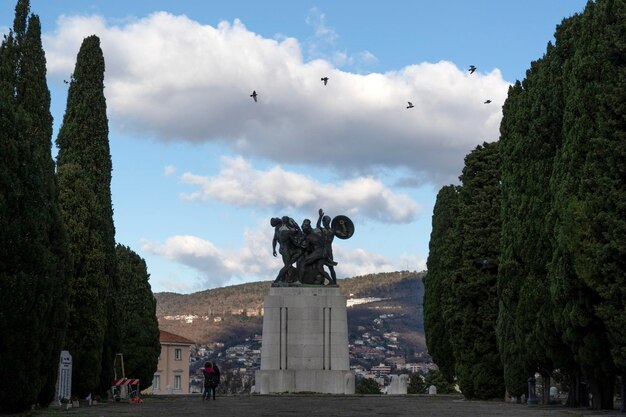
(155, 271), (427, 357)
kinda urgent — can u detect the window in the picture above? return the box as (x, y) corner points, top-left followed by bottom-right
(152, 374), (160, 391)
(175, 348), (182, 360)
(174, 375), (181, 390)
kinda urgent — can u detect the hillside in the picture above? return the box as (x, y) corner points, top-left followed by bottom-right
(155, 270), (427, 353)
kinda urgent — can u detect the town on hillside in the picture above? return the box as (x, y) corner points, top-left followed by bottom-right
(184, 310), (436, 394)
(155, 272), (435, 393)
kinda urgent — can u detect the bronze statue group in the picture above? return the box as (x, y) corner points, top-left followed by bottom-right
(271, 208), (353, 286)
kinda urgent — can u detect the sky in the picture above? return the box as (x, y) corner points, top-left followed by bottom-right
(1, 1), (588, 294)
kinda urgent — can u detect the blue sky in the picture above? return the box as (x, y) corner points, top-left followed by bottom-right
(2, 1), (588, 293)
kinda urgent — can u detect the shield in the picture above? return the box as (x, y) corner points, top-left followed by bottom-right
(331, 215), (354, 240)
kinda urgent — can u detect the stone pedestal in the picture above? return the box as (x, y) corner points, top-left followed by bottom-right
(55, 351), (72, 405)
(387, 374), (408, 395)
(254, 286), (354, 394)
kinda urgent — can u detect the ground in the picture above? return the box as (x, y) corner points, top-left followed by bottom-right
(24, 394), (625, 417)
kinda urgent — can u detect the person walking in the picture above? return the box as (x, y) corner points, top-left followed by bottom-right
(202, 362), (215, 401)
(210, 363), (221, 400)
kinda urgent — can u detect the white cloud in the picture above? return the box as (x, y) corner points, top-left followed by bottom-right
(178, 156), (420, 223)
(139, 226), (279, 289)
(332, 247), (396, 278)
(151, 271), (199, 294)
(305, 7), (338, 45)
(302, 8), (377, 71)
(43, 12), (509, 187)
(141, 232), (274, 289)
(357, 50), (378, 65)
(164, 165), (176, 176)
(140, 223), (411, 290)
(43, 15), (109, 76)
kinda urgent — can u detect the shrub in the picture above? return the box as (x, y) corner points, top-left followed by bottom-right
(408, 374), (426, 394)
(424, 369), (458, 394)
(355, 378), (381, 394)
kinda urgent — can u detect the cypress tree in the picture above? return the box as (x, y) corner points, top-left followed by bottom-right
(424, 185), (460, 383)
(16, 12), (72, 407)
(497, 40), (573, 400)
(116, 244), (161, 391)
(453, 142), (504, 400)
(548, 0), (623, 408)
(495, 80), (530, 399)
(0, 0), (70, 411)
(56, 35), (120, 398)
(0, 20), (29, 417)
(545, 9), (597, 408)
(574, 0), (626, 384)
(424, 0), (624, 407)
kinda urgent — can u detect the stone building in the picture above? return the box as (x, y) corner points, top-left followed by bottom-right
(144, 330), (194, 395)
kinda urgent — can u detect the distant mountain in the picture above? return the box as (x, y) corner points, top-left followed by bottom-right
(155, 270), (427, 353)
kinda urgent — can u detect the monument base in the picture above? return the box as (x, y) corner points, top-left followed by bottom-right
(254, 369), (354, 394)
(254, 286), (355, 394)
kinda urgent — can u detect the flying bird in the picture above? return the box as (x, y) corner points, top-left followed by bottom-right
(468, 65), (477, 74)
(250, 90), (258, 102)
(484, 99), (492, 104)
(321, 77), (329, 85)
(406, 102), (414, 109)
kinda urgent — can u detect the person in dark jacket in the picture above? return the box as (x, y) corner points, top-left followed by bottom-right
(211, 363), (221, 399)
(202, 362), (215, 401)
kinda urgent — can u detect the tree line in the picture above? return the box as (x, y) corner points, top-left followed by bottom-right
(424, 0), (624, 410)
(0, 1), (160, 412)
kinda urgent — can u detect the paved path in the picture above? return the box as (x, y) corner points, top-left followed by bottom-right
(41, 395), (624, 417)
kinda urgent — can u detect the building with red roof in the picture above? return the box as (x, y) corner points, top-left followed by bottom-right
(144, 330), (194, 395)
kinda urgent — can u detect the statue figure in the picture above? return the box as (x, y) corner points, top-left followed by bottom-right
(272, 216), (305, 284)
(271, 209), (354, 286)
(299, 218), (331, 285)
(317, 209), (340, 285)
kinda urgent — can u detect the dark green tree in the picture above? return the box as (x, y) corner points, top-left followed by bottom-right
(116, 244), (161, 391)
(424, 185), (460, 383)
(424, 369), (458, 394)
(56, 35), (120, 398)
(355, 377), (382, 394)
(548, 0), (624, 409)
(0, 0), (70, 411)
(17, 11), (73, 408)
(497, 40), (572, 401)
(572, 0), (626, 387)
(453, 142), (504, 400)
(407, 373), (426, 394)
(497, 78), (535, 401)
(544, 10), (597, 408)
(423, 0), (623, 408)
